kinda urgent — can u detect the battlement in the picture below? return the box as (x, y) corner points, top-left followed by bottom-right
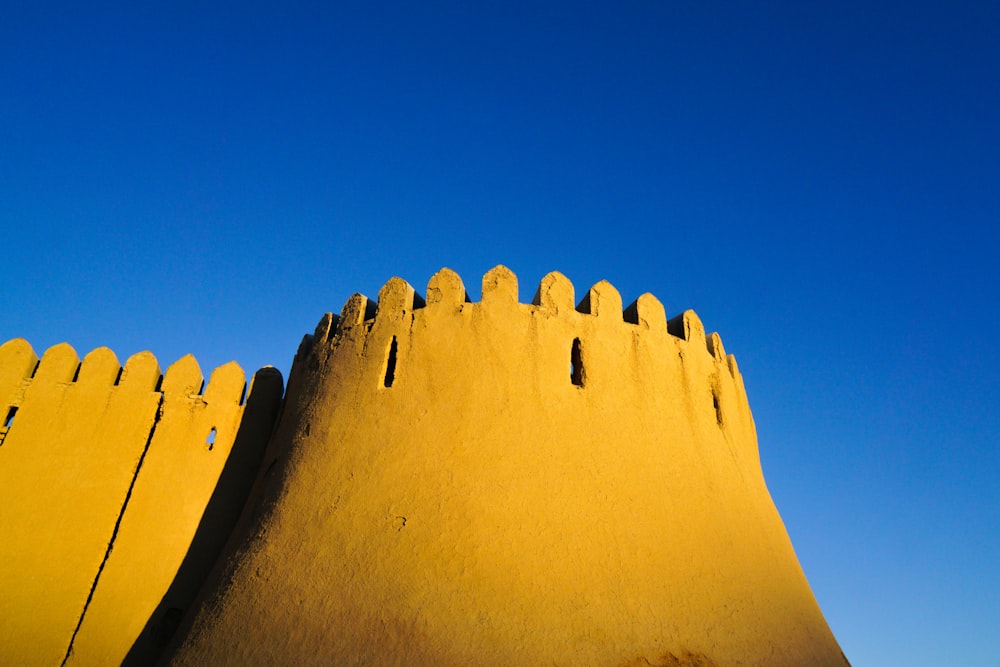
(0, 339), (263, 454)
(0, 339), (282, 666)
(285, 267), (753, 465)
(301, 266), (741, 380)
(0, 338), (252, 404)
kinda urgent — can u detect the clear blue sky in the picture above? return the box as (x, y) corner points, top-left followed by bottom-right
(3, 2), (997, 664)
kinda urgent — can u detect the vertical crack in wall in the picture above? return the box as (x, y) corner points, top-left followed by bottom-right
(60, 393), (165, 667)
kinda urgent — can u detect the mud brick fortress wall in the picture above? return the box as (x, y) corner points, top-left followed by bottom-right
(0, 342), (282, 665)
(0, 267), (848, 666)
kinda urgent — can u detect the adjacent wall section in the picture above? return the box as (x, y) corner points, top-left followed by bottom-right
(0, 339), (283, 667)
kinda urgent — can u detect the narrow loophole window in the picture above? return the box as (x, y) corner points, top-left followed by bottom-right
(570, 338), (584, 387)
(3, 406), (16, 428)
(206, 427), (217, 450)
(712, 391), (723, 426)
(383, 336), (398, 388)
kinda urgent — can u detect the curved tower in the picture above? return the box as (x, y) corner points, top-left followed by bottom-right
(169, 266), (847, 666)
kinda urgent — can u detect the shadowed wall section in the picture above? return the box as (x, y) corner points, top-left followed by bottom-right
(167, 266), (849, 666)
(0, 339), (283, 667)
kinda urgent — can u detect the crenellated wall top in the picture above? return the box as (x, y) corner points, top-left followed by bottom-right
(0, 338), (276, 413)
(308, 265), (742, 379)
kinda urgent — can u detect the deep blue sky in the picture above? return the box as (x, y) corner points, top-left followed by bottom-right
(3, 2), (998, 664)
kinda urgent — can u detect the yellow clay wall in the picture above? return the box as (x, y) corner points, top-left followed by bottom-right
(169, 266), (847, 667)
(0, 339), (281, 666)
